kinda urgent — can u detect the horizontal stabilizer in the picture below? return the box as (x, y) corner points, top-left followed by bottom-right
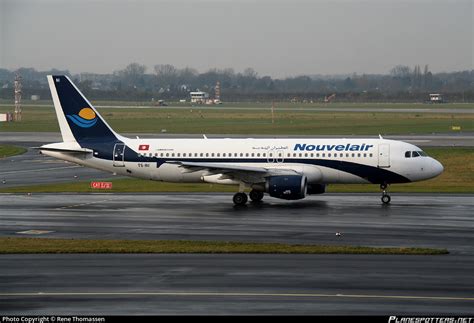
(35, 146), (93, 154)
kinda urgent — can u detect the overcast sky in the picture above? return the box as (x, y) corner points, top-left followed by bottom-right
(1, 0), (472, 78)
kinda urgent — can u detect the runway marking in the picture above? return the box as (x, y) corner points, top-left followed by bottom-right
(55, 198), (119, 210)
(0, 291), (473, 302)
(16, 230), (54, 235)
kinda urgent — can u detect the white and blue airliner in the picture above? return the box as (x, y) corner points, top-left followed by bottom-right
(39, 75), (444, 205)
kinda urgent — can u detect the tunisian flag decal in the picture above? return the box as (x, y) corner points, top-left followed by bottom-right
(138, 144), (150, 151)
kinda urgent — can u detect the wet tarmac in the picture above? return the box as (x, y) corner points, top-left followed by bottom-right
(0, 193), (473, 314)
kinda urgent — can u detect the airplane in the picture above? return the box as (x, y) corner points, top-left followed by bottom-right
(39, 75), (444, 205)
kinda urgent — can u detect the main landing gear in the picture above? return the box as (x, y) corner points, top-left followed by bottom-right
(233, 189), (264, 206)
(233, 192), (248, 206)
(380, 183), (391, 205)
(249, 190), (264, 202)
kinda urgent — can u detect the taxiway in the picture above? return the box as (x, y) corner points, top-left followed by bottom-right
(0, 193), (473, 314)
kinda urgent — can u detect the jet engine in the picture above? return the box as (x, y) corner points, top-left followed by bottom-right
(265, 175), (307, 200)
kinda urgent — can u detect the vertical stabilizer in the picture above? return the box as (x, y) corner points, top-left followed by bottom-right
(47, 75), (119, 144)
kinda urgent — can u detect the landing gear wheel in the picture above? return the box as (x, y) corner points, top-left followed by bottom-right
(379, 182), (391, 204)
(233, 192), (248, 206)
(381, 194), (391, 205)
(249, 190), (264, 202)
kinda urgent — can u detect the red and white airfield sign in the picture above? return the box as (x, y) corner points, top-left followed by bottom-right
(90, 181), (113, 189)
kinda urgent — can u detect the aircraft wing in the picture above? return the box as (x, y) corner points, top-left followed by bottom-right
(167, 161), (299, 183)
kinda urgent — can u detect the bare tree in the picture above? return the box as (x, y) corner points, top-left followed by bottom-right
(390, 65), (411, 78)
(154, 64), (179, 88)
(115, 63), (147, 88)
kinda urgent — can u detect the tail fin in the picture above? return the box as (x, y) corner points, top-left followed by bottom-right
(47, 75), (119, 144)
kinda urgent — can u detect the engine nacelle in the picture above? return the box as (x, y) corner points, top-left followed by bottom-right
(307, 184), (326, 195)
(265, 175), (307, 200)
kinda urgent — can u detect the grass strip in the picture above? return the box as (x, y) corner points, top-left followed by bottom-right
(1, 104), (473, 135)
(0, 145), (27, 158)
(0, 237), (448, 255)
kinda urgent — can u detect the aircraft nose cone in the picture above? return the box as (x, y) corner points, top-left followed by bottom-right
(431, 159), (444, 177)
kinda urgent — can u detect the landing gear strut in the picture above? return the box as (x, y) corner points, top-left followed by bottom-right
(380, 183), (391, 204)
(249, 190), (264, 202)
(233, 192), (248, 206)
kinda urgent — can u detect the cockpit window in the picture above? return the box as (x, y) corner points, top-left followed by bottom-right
(418, 150), (427, 157)
(405, 150), (428, 158)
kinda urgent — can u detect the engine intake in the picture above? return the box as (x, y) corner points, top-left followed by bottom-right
(265, 175), (307, 200)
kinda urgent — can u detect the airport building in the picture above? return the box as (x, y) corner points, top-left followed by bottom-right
(190, 91), (209, 103)
(429, 93), (443, 103)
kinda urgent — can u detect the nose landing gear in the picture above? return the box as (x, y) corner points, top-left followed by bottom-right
(380, 183), (391, 204)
